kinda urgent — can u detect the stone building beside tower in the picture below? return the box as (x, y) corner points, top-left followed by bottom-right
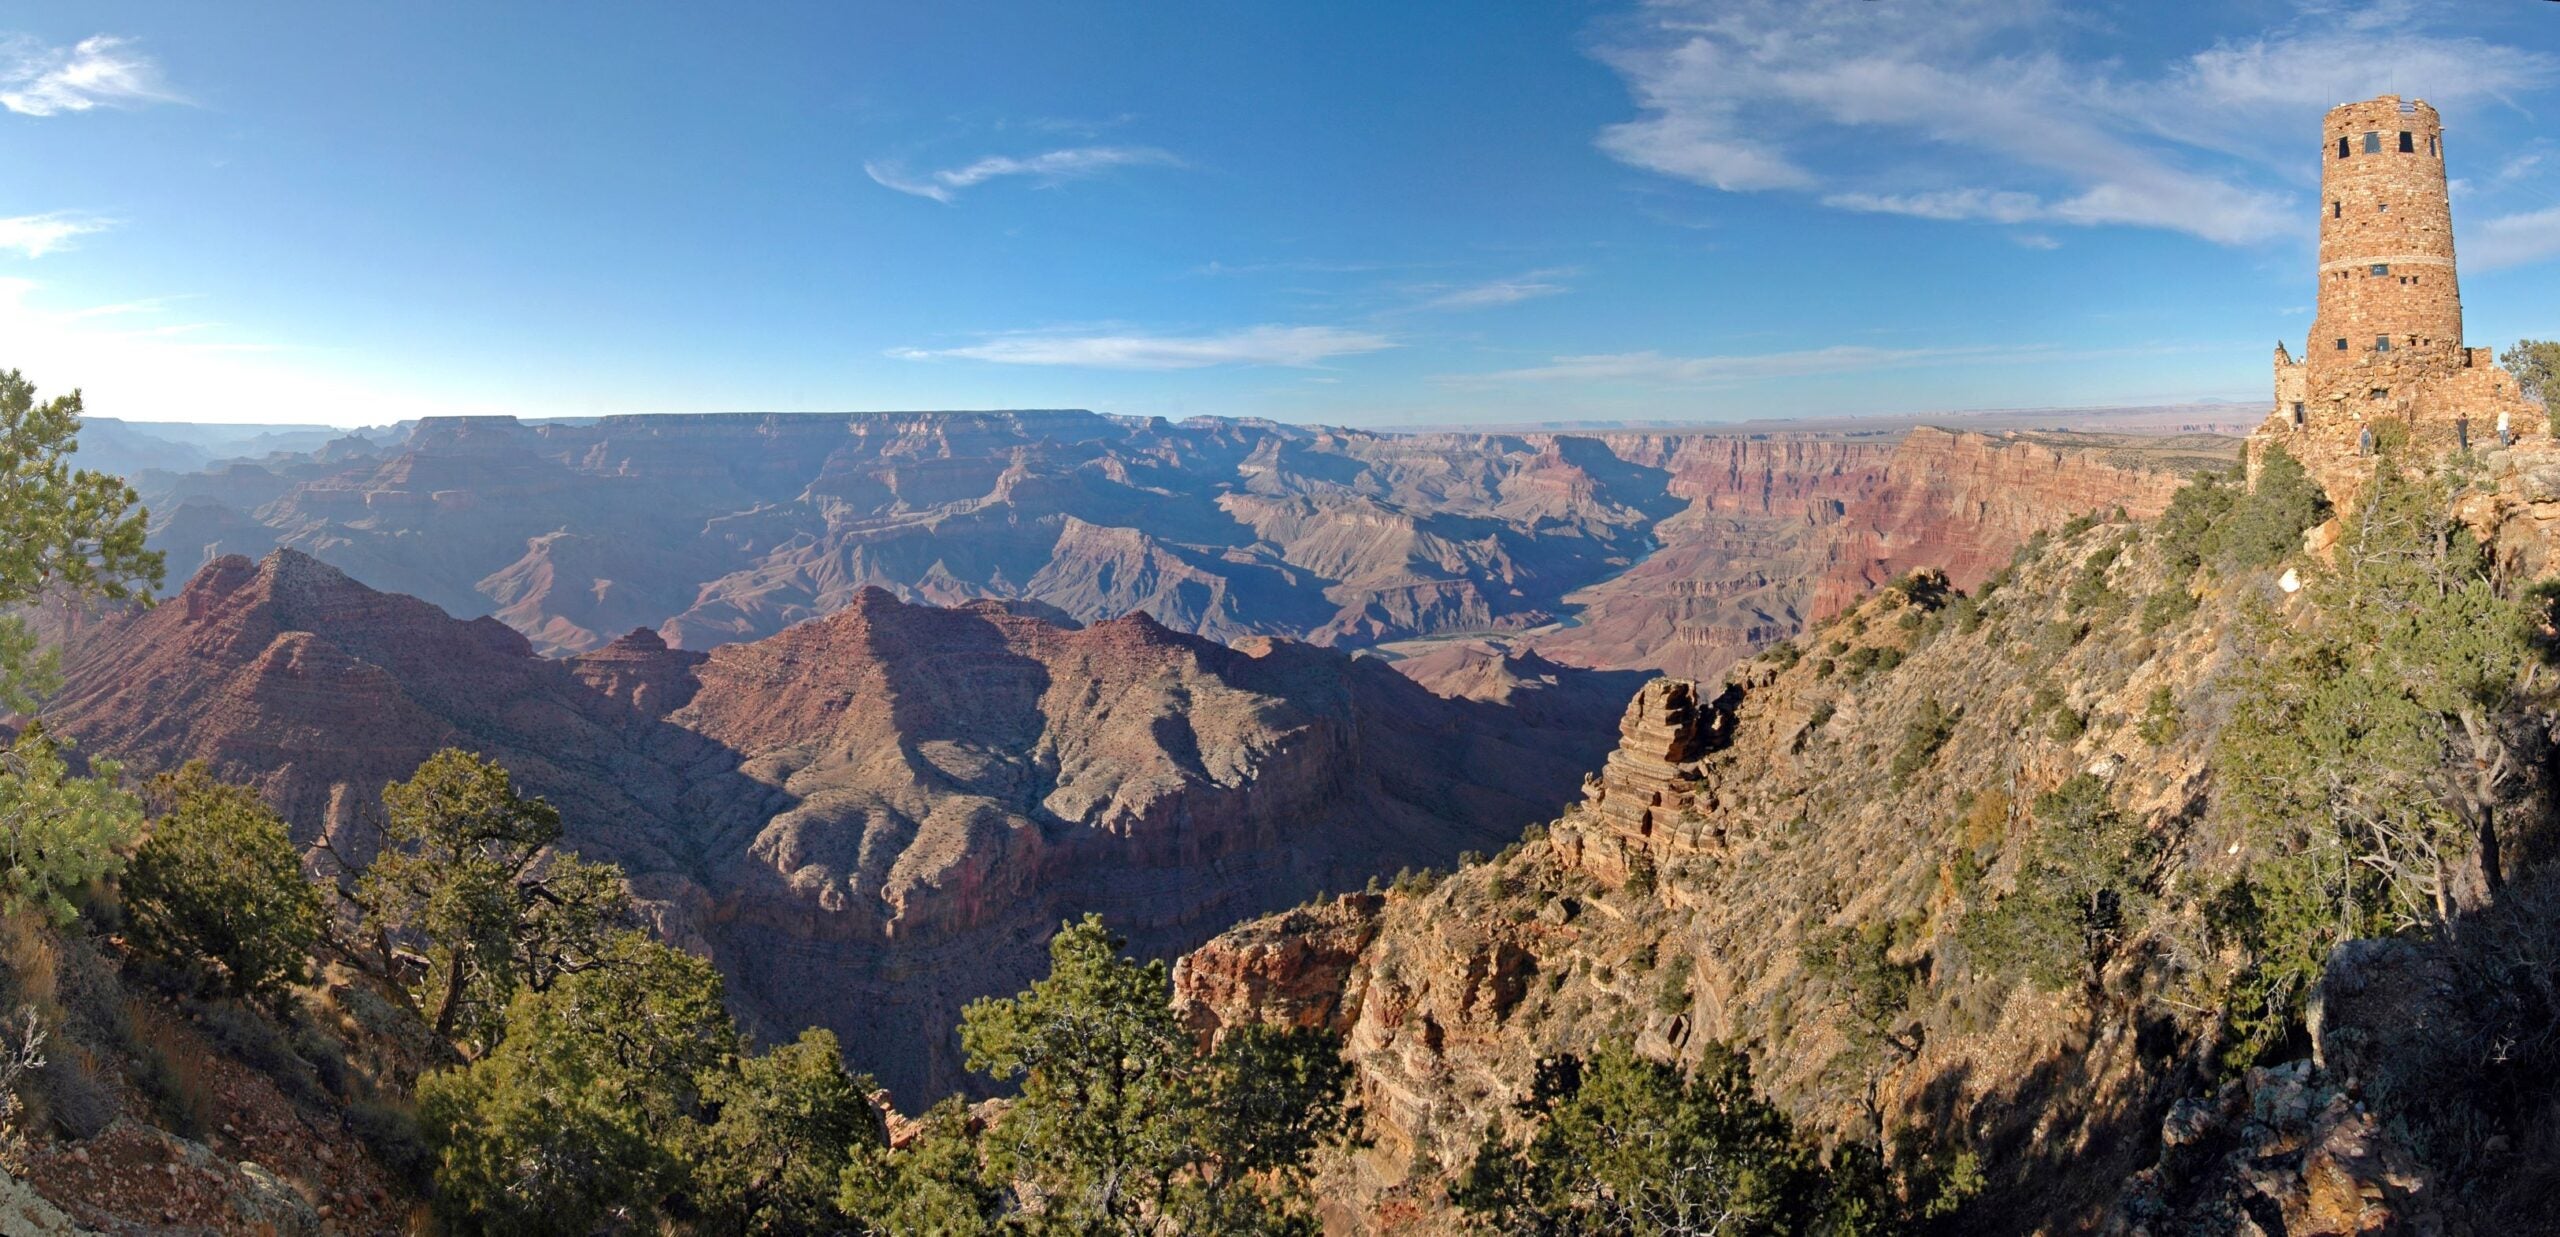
(2264, 95), (2534, 494)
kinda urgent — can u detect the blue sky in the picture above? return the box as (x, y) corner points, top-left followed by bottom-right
(1, 0), (2555, 427)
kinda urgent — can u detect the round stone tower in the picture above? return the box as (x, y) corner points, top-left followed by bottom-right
(2307, 95), (2462, 377)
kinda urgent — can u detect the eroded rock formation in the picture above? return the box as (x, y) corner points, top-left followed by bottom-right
(126, 414), (2225, 682)
(44, 550), (1626, 1103)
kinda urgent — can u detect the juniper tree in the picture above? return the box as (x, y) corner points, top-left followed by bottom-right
(349, 749), (625, 1051)
(0, 370), (163, 922)
(125, 763), (324, 1000)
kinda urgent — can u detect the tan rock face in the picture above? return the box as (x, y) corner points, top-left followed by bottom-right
(1172, 894), (1384, 1043)
(45, 552), (1621, 1104)
(1176, 514), (2254, 1233)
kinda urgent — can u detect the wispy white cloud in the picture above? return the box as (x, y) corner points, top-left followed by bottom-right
(1823, 190), (2045, 225)
(2469, 205), (2560, 271)
(891, 324), (1393, 370)
(1590, 0), (2547, 247)
(1412, 270), (1573, 312)
(2168, 20), (2548, 113)
(1, 34), (181, 117)
(2011, 233), (2062, 251)
(1455, 344), (2013, 386)
(0, 212), (110, 257)
(1190, 258), (1401, 278)
(865, 146), (1180, 203)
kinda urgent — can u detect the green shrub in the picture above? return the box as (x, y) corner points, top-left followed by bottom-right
(1622, 855), (1657, 898)
(126, 764), (324, 1001)
(2137, 686), (2180, 746)
(350, 1099), (433, 1191)
(2066, 537), (2130, 615)
(1655, 957), (1695, 1016)
(1957, 775), (2151, 992)
(2213, 445), (2330, 572)
(1454, 1045), (1847, 1233)
(1889, 697), (1957, 785)
(0, 734), (143, 925)
(2139, 587), (2199, 633)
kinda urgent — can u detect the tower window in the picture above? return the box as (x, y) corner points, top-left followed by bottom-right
(2430, 135), (2439, 156)
(2371, 388), (2389, 400)
(2331, 201), (2341, 218)
(2371, 263), (2388, 276)
(2399, 131), (2414, 153)
(2335, 338), (2349, 351)
(2378, 203), (2388, 213)
(2363, 131), (2381, 153)
(2376, 336), (2391, 352)
(2338, 136), (2351, 159)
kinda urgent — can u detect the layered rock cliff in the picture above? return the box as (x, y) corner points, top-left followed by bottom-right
(43, 550), (1629, 1103)
(128, 414), (2225, 680)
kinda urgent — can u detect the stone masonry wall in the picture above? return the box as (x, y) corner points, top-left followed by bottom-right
(2309, 96), (2462, 378)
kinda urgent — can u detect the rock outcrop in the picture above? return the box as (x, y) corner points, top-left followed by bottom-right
(1177, 511), (2260, 1232)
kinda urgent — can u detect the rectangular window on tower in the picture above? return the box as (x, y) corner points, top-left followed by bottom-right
(2338, 136), (2351, 159)
(2376, 336), (2391, 352)
(2371, 264), (2389, 276)
(2363, 131), (2381, 153)
(2399, 131), (2414, 152)
(2335, 338), (2349, 351)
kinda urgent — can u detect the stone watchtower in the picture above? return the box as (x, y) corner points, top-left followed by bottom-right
(2308, 97), (2461, 375)
(2266, 95), (2533, 484)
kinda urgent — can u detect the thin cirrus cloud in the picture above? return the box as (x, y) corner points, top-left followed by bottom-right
(1454, 344), (2015, 387)
(1589, 0), (2552, 247)
(0, 212), (111, 258)
(864, 145), (1181, 204)
(1413, 270), (1573, 312)
(0, 33), (181, 117)
(891, 324), (1394, 370)
(2469, 206), (2560, 272)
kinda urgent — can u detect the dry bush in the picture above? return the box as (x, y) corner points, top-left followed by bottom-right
(127, 1000), (218, 1137)
(38, 1041), (115, 1139)
(0, 911), (60, 1012)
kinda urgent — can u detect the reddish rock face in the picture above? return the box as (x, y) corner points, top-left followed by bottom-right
(46, 550), (1624, 1104)
(1515, 428), (2221, 681)
(1803, 428), (2192, 619)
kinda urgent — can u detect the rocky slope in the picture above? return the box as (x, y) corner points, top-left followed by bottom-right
(129, 413), (2224, 679)
(1173, 452), (2560, 1233)
(42, 550), (1631, 1102)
